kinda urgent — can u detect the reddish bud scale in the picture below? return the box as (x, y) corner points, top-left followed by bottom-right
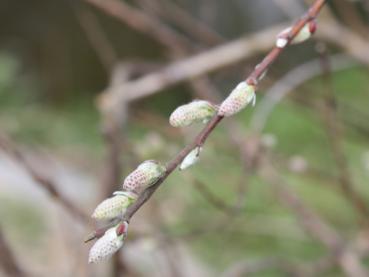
(88, 223), (128, 263)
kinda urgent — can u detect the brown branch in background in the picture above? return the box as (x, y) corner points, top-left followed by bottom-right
(137, 0), (224, 46)
(316, 42), (369, 223)
(82, 0), (193, 55)
(100, 24), (285, 105)
(74, 7), (117, 71)
(192, 178), (239, 215)
(259, 158), (368, 277)
(272, 0), (305, 18)
(330, 0), (369, 38)
(0, 134), (89, 223)
(317, 21), (369, 65)
(0, 228), (26, 277)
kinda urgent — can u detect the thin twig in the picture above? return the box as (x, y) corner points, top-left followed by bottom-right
(123, 0), (327, 222)
(86, 0), (328, 241)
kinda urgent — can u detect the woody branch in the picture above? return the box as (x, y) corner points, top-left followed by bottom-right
(85, 1), (327, 243)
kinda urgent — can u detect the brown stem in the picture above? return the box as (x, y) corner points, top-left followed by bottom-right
(86, 0), (327, 240)
(123, 0), (327, 222)
(0, 228), (26, 277)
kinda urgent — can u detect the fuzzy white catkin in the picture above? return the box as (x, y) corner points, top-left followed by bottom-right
(180, 147), (202, 170)
(169, 100), (216, 127)
(88, 227), (125, 263)
(92, 192), (137, 220)
(218, 82), (256, 117)
(122, 160), (165, 193)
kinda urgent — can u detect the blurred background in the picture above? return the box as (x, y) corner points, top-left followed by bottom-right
(1, 0), (369, 276)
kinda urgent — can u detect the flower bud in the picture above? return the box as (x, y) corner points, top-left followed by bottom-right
(122, 160), (166, 193)
(180, 147), (202, 170)
(88, 222), (128, 263)
(218, 82), (256, 117)
(276, 20), (317, 48)
(92, 191), (137, 220)
(169, 100), (217, 127)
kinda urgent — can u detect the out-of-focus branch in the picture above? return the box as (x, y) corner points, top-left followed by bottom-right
(0, 135), (89, 223)
(82, 0), (192, 54)
(259, 159), (368, 277)
(317, 21), (369, 65)
(74, 7), (117, 71)
(191, 178), (240, 215)
(0, 228), (26, 277)
(84, 0), (369, 109)
(137, 0), (224, 46)
(99, 23), (285, 106)
(273, 0), (305, 18)
(316, 43), (369, 222)
(330, 0), (369, 38)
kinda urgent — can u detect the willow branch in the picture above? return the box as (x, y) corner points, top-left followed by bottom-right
(86, 0), (327, 242)
(122, 0), (327, 222)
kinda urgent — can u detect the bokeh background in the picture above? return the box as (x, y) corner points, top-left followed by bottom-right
(1, 0), (369, 276)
